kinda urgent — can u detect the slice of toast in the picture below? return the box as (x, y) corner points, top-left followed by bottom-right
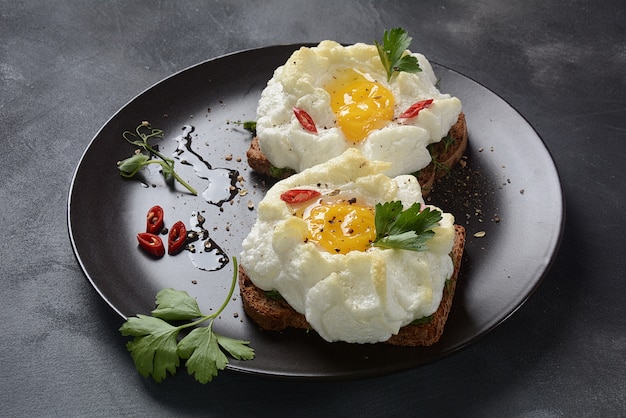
(416, 112), (468, 196)
(239, 224), (466, 346)
(246, 112), (468, 197)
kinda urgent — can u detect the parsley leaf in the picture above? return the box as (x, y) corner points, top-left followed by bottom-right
(177, 325), (255, 384)
(372, 201), (442, 252)
(231, 120), (257, 136)
(410, 314), (434, 326)
(119, 257), (254, 384)
(119, 315), (181, 382)
(242, 120), (257, 136)
(375, 28), (422, 82)
(151, 288), (203, 321)
(178, 326), (227, 384)
(215, 334), (255, 360)
(374, 201), (403, 238)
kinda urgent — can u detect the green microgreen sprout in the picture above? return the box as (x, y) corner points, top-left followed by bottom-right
(117, 121), (197, 195)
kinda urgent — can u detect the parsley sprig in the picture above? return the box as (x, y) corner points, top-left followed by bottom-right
(232, 120), (257, 136)
(119, 257), (254, 384)
(372, 201), (442, 251)
(117, 121), (198, 195)
(375, 28), (422, 82)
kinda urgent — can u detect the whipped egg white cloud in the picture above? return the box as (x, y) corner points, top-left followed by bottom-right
(256, 40), (462, 177)
(240, 149), (456, 344)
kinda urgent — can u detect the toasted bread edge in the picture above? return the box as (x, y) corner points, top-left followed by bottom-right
(238, 224), (466, 346)
(246, 112), (468, 197)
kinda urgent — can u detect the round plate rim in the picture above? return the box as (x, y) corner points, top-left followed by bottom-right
(67, 43), (565, 380)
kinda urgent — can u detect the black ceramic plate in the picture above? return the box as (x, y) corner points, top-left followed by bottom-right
(68, 45), (564, 380)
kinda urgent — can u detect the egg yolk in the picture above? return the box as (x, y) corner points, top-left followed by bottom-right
(301, 198), (376, 254)
(325, 68), (395, 143)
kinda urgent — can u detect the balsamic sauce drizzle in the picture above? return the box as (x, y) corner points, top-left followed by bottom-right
(173, 125), (240, 206)
(185, 211), (229, 272)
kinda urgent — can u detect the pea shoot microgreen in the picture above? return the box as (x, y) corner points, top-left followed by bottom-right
(119, 257), (254, 384)
(375, 28), (422, 82)
(117, 121), (197, 195)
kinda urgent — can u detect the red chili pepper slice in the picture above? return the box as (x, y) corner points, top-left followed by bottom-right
(280, 189), (321, 204)
(293, 107), (318, 133)
(137, 232), (165, 258)
(146, 205), (164, 234)
(168, 220), (187, 255)
(399, 99), (434, 119)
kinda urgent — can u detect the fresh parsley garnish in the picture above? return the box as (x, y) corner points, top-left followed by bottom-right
(264, 289), (284, 301)
(269, 164), (296, 179)
(117, 121), (198, 195)
(242, 120), (257, 135)
(372, 201), (442, 251)
(119, 257), (254, 384)
(231, 120), (257, 136)
(375, 28), (422, 82)
(410, 314), (434, 326)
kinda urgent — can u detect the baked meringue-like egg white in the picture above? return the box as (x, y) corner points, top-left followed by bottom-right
(240, 148), (456, 344)
(255, 40), (462, 177)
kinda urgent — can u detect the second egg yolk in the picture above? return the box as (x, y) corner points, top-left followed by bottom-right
(325, 68), (395, 143)
(302, 199), (376, 254)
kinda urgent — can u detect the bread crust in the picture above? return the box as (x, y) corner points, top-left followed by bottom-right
(239, 224), (465, 346)
(417, 112), (468, 196)
(246, 112), (468, 197)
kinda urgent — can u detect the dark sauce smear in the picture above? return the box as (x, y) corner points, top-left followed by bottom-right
(173, 125), (240, 206)
(186, 211), (229, 272)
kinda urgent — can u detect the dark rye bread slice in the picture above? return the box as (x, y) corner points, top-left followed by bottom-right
(416, 112), (468, 196)
(246, 112), (468, 198)
(238, 224), (466, 346)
